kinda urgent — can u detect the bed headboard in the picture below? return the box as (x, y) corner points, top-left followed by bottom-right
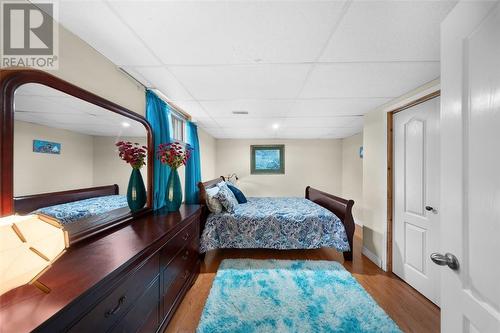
(198, 176), (225, 205)
(13, 184), (119, 214)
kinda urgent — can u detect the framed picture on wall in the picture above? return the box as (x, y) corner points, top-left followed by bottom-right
(33, 140), (61, 154)
(250, 145), (285, 174)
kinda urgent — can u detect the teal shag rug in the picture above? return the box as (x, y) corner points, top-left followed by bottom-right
(197, 259), (401, 333)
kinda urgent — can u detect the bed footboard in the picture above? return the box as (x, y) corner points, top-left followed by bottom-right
(305, 186), (355, 261)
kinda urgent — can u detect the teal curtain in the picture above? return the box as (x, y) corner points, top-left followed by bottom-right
(146, 90), (172, 210)
(185, 121), (201, 204)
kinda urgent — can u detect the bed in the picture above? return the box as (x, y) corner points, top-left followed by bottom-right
(13, 185), (132, 243)
(198, 177), (355, 260)
(34, 194), (128, 225)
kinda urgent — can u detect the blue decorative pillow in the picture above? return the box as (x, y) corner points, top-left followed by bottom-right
(215, 182), (239, 213)
(227, 184), (247, 204)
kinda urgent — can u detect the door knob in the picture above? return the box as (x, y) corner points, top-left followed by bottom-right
(425, 206), (437, 213)
(430, 253), (459, 270)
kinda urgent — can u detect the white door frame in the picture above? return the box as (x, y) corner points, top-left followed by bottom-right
(386, 90), (440, 273)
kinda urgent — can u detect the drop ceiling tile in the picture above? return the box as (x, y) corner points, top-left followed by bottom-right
(285, 116), (361, 128)
(169, 64), (311, 100)
(199, 99), (295, 118)
(129, 66), (193, 101)
(108, 1), (347, 65)
(15, 96), (83, 115)
(289, 98), (391, 117)
(195, 117), (220, 128)
(217, 128), (278, 139)
(58, 1), (159, 66)
(200, 127), (225, 138)
(214, 117), (285, 129)
(278, 127), (333, 139)
(323, 127), (363, 139)
(169, 101), (210, 119)
(14, 85), (147, 137)
(300, 62), (439, 98)
(320, 1), (457, 62)
(119, 67), (152, 87)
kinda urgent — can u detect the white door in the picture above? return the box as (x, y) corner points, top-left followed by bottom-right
(393, 97), (440, 305)
(440, 0), (500, 332)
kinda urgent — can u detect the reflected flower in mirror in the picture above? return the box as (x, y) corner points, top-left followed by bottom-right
(116, 141), (148, 212)
(116, 141), (147, 170)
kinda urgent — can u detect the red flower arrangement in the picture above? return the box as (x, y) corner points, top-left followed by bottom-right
(116, 141), (147, 169)
(157, 141), (192, 169)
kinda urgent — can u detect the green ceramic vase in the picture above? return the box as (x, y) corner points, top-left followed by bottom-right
(127, 168), (146, 212)
(165, 168), (182, 212)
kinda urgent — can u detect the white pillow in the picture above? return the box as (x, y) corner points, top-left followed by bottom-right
(216, 182), (239, 213)
(205, 187), (223, 213)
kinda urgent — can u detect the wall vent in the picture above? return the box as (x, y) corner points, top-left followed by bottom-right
(232, 111), (249, 115)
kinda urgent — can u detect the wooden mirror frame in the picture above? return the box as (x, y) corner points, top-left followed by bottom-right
(0, 69), (153, 244)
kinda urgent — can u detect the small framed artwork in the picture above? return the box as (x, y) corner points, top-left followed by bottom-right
(33, 140), (61, 154)
(250, 144), (285, 175)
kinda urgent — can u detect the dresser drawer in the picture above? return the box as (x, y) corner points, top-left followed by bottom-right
(161, 236), (199, 318)
(160, 216), (199, 267)
(69, 254), (159, 332)
(110, 277), (160, 333)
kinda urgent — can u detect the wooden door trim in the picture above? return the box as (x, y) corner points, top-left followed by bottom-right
(386, 90), (440, 272)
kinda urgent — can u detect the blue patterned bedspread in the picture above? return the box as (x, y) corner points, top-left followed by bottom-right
(200, 197), (350, 253)
(35, 195), (128, 225)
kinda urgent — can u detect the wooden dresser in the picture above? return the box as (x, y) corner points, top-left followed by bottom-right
(0, 205), (202, 333)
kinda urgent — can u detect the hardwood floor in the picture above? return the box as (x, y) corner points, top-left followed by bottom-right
(165, 227), (440, 333)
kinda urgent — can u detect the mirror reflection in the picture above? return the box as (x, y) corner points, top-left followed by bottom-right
(13, 83), (148, 233)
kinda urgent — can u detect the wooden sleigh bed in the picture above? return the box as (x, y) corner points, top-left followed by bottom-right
(198, 177), (355, 260)
(13, 184), (134, 244)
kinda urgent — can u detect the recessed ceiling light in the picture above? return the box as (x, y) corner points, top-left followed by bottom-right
(272, 123), (280, 130)
(122, 122), (131, 128)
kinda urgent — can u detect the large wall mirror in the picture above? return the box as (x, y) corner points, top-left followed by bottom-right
(1, 70), (153, 244)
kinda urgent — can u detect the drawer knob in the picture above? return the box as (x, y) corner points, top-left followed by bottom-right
(182, 250), (189, 260)
(105, 296), (126, 318)
(182, 233), (189, 241)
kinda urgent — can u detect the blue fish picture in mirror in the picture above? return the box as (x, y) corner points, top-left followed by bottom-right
(33, 140), (61, 154)
(251, 145), (285, 174)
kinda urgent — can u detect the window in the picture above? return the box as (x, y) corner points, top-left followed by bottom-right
(171, 115), (185, 142)
(250, 145), (285, 174)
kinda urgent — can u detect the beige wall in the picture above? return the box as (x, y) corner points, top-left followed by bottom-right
(199, 128), (217, 181)
(13, 121), (94, 196)
(93, 136), (148, 195)
(341, 132), (364, 225)
(13, 121), (151, 197)
(215, 139), (343, 197)
(361, 79), (440, 270)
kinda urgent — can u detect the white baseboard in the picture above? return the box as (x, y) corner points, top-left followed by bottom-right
(362, 246), (383, 268)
